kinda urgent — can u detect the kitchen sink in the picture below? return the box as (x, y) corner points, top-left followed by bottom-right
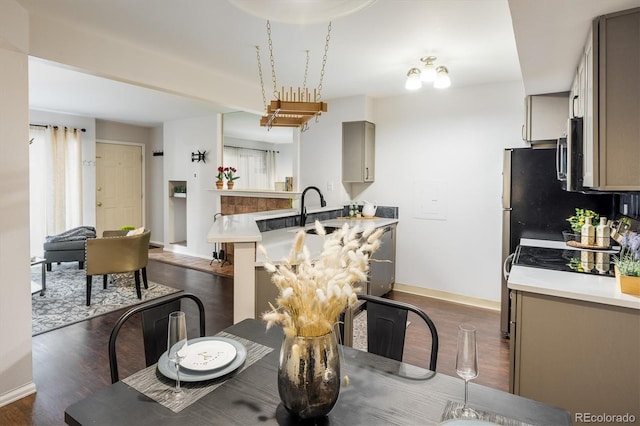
(305, 225), (342, 235)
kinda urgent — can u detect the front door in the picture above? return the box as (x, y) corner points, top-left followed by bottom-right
(96, 142), (143, 235)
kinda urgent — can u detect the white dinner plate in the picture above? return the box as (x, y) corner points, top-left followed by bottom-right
(180, 339), (237, 371)
(157, 336), (246, 382)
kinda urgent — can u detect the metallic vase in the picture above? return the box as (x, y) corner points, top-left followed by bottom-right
(277, 331), (340, 419)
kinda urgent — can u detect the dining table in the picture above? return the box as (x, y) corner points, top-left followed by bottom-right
(65, 318), (571, 425)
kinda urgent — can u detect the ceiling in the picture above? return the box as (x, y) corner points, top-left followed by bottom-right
(18, 0), (640, 130)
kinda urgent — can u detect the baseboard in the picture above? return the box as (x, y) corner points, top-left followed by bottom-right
(0, 382), (37, 408)
(392, 283), (500, 311)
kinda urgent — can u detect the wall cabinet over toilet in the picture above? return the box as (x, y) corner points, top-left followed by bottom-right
(342, 121), (375, 183)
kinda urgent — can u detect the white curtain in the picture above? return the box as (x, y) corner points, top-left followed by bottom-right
(29, 125), (83, 254)
(223, 146), (277, 190)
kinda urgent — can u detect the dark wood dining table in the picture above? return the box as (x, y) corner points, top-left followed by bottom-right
(65, 318), (570, 425)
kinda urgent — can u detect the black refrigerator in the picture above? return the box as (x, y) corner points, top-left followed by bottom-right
(500, 147), (616, 337)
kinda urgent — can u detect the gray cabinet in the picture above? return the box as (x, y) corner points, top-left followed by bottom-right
(342, 121), (375, 183)
(522, 93), (568, 142)
(580, 7), (640, 190)
(510, 291), (639, 417)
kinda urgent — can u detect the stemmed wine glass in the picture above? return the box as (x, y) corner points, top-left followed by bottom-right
(455, 324), (479, 419)
(167, 311), (188, 394)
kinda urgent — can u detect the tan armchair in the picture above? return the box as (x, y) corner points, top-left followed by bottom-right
(85, 230), (150, 306)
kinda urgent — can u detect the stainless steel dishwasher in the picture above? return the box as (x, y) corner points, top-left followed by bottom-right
(367, 224), (396, 296)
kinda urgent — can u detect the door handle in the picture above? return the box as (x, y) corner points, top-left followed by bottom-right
(97, 202), (102, 207)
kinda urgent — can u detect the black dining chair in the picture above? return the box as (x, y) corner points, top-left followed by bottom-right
(356, 294), (439, 371)
(108, 292), (206, 383)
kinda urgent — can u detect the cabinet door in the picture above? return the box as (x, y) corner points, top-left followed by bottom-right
(523, 94), (569, 142)
(597, 8), (640, 190)
(582, 23), (596, 188)
(342, 121), (375, 183)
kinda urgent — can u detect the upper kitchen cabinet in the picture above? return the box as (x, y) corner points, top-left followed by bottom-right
(522, 93), (569, 143)
(577, 7), (640, 191)
(342, 121), (375, 183)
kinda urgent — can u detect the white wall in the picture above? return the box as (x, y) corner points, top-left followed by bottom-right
(301, 83), (527, 303)
(0, 0), (35, 406)
(163, 115), (220, 258)
(147, 126), (165, 243)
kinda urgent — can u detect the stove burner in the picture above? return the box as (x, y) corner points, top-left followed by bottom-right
(514, 246), (615, 277)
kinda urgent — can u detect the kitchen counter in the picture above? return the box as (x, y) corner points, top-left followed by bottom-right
(206, 207), (398, 323)
(256, 217), (399, 266)
(508, 265), (640, 310)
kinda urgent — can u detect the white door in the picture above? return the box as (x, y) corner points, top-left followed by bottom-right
(96, 142), (143, 235)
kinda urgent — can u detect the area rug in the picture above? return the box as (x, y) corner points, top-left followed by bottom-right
(31, 263), (181, 336)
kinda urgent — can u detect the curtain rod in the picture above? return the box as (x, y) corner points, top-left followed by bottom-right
(225, 145), (279, 153)
(30, 124), (86, 132)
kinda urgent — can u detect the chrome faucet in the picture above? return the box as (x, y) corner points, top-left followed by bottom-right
(299, 186), (326, 226)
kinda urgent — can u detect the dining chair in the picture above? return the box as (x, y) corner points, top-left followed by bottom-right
(84, 229), (150, 306)
(108, 292), (206, 383)
(356, 294), (439, 371)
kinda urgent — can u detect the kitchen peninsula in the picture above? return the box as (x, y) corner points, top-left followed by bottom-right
(507, 260), (640, 420)
(207, 207), (398, 323)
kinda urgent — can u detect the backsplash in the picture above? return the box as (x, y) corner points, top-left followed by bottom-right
(619, 193), (640, 220)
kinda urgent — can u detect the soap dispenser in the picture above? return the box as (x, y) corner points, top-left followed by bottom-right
(596, 217), (610, 248)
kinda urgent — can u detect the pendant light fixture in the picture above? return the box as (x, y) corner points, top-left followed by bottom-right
(255, 20), (331, 130)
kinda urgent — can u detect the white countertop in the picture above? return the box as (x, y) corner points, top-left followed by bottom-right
(206, 206), (398, 259)
(508, 265), (640, 310)
(256, 217), (398, 266)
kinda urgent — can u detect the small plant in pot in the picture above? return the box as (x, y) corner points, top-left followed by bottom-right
(614, 231), (640, 296)
(564, 208), (599, 241)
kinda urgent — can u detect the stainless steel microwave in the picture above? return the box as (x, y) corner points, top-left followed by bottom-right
(556, 117), (584, 192)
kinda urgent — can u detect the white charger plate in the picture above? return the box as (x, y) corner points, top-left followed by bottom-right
(180, 339), (237, 371)
(157, 336), (246, 382)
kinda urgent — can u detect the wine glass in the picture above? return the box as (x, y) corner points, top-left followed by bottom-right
(167, 311), (188, 394)
(455, 324), (479, 419)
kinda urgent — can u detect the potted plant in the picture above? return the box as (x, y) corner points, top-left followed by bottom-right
(615, 231), (640, 296)
(216, 166), (224, 189)
(224, 167), (240, 189)
(564, 208), (600, 241)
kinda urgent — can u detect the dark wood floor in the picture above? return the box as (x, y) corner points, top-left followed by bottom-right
(0, 260), (509, 425)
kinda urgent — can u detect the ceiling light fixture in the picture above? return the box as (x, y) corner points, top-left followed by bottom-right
(420, 56), (437, 82)
(405, 68), (422, 90)
(405, 56), (451, 90)
(255, 20), (331, 130)
(434, 66), (451, 89)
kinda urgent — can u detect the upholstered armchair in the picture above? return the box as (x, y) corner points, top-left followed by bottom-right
(85, 230), (150, 306)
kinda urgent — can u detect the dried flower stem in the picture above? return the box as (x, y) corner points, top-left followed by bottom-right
(261, 221), (384, 337)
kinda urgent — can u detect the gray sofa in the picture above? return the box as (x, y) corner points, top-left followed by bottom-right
(43, 226), (97, 271)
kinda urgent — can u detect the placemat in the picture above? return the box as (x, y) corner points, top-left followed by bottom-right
(441, 401), (534, 426)
(122, 331), (274, 413)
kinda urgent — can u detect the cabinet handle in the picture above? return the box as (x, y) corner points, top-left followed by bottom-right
(521, 124), (525, 141)
(572, 95), (578, 118)
(365, 167), (369, 180)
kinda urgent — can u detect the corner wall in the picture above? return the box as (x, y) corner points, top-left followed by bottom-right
(0, 0), (35, 406)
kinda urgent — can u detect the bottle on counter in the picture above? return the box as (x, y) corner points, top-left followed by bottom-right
(581, 216), (595, 246)
(596, 217), (610, 248)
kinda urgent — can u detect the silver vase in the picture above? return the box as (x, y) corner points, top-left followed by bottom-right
(277, 331), (340, 419)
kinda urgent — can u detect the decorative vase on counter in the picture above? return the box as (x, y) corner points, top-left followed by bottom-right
(278, 330), (340, 419)
(216, 180), (223, 190)
(227, 181), (234, 190)
(596, 217), (610, 248)
(581, 216), (595, 246)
